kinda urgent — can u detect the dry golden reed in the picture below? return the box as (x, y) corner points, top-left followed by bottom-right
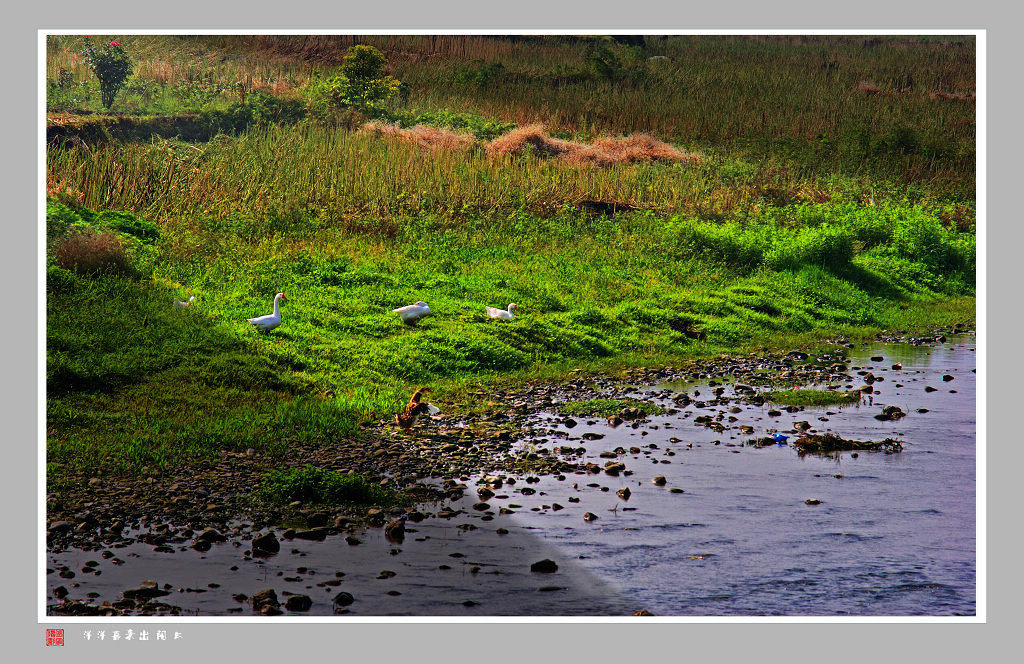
(485, 124), (699, 166)
(361, 122), (476, 151)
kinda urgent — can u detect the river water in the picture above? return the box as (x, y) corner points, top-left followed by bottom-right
(48, 336), (976, 616)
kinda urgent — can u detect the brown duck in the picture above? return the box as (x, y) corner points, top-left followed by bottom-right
(396, 387), (439, 433)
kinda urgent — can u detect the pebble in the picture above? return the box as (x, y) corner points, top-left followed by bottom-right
(530, 559), (558, 573)
(332, 591), (355, 607)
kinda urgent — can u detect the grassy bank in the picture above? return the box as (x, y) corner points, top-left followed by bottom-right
(46, 193), (974, 475)
(45, 35), (976, 480)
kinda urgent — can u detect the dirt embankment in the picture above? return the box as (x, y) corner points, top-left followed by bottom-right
(47, 112), (213, 145)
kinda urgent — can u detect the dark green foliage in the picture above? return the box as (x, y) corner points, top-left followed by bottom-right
(765, 225), (854, 271)
(47, 200), (159, 244)
(586, 41), (647, 84)
(304, 45), (402, 120)
(200, 91), (306, 134)
(82, 38), (133, 109)
(454, 60), (506, 88)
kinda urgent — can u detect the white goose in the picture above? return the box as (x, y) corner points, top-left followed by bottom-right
(486, 303), (518, 320)
(173, 296), (196, 309)
(393, 301), (431, 326)
(248, 293), (287, 332)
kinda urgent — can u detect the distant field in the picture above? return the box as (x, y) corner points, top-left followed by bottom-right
(47, 34), (976, 197)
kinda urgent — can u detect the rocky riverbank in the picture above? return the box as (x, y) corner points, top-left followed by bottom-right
(46, 326), (972, 616)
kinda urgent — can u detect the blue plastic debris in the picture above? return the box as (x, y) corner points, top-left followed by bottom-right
(772, 433), (789, 444)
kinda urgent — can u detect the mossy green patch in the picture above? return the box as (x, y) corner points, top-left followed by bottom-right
(558, 398), (665, 418)
(765, 389), (861, 407)
(256, 465), (407, 507)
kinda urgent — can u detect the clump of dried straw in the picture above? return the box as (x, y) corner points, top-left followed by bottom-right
(485, 124), (699, 166)
(361, 122), (476, 151)
(363, 121), (700, 166)
(52, 229), (135, 277)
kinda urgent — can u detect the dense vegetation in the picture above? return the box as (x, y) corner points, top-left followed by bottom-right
(44, 35), (975, 476)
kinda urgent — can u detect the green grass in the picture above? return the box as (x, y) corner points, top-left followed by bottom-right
(256, 465), (407, 507)
(558, 398), (665, 418)
(44, 35), (975, 478)
(765, 389), (861, 407)
(44, 195), (974, 473)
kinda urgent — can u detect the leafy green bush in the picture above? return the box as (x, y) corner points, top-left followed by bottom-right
(82, 38), (133, 109)
(94, 210), (161, 244)
(890, 210), (975, 275)
(304, 45), (402, 120)
(200, 91), (306, 134)
(668, 203), (972, 282)
(47, 199), (160, 243)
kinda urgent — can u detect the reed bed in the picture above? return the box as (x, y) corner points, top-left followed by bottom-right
(46, 35), (975, 195)
(46, 123), (721, 221)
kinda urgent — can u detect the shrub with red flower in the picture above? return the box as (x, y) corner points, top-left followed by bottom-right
(82, 37), (133, 110)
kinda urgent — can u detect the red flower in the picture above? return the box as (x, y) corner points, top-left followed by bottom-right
(110, 41), (121, 47)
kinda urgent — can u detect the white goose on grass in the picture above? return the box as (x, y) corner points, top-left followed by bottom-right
(486, 303), (518, 320)
(173, 295), (196, 309)
(393, 300), (432, 326)
(248, 293), (287, 332)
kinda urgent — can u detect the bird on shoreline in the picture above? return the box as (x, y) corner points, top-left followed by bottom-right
(396, 387), (440, 434)
(486, 303), (518, 320)
(393, 301), (432, 326)
(248, 293), (287, 333)
(173, 295), (196, 309)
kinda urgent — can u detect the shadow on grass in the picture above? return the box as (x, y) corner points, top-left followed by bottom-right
(46, 272), (356, 473)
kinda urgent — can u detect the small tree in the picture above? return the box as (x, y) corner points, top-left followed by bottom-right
(82, 38), (133, 110)
(304, 45), (401, 121)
